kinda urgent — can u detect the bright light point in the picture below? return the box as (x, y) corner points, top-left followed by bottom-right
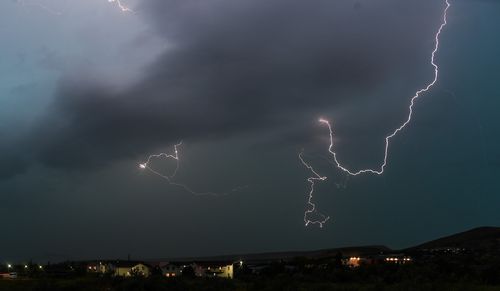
(139, 163), (146, 169)
(7, 264), (12, 268)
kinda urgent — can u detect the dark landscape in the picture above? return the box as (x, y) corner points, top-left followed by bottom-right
(2, 227), (500, 291)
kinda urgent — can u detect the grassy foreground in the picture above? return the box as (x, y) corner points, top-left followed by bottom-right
(2, 276), (500, 291)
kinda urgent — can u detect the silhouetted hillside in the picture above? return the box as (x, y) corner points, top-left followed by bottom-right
(149, 227), (500, 264)
(154, 245), (392, 264)
(409, 226), (500, 251)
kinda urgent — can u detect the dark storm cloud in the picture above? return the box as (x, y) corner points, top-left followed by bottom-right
(0, 155), (28, 179)
(5, 0), (444, 176)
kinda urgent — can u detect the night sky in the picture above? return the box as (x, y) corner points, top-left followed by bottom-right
(1, 0), (499, 263)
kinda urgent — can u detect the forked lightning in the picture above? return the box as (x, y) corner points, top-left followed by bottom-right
(302, 0), (451, 227)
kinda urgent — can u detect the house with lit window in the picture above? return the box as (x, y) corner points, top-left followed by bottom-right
(193, 262), (233, 279)
(342, 254), (413, 267)
(87, 261), (113, 274)
(90, 261), (151, 277)
(160, 262), (183, 277)
(344, 256), (364, 268)
(382, 254), (412, 264)
(114, 262), (150, 277)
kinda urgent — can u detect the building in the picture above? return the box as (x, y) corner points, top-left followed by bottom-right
(160, 262), (183, 278)
(193, 262), (233, 279)
(112, 262), (151, 277)
(382, 254), (412, 264)
(87, 262), (111, 274)
(344, 256), (365, 268)
(87, 261), (151, 277)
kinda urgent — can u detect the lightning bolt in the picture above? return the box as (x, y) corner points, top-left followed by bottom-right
(302, 0), (451, 226)
(107, 0), (133, 12)
(139, 141), (182, 178)
(299, 151), (330, 227)
(139, 141), (247, 197)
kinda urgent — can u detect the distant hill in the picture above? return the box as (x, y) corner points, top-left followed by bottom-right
(149, 226), (500, 264)
(408, 226), (500, 251)
(153, 245), (392, 264)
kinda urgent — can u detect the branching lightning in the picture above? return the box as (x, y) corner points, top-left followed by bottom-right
(139, 142), (246, 197)
(107, 0), (133, 12)
(301, 0), (451, 226)
(299, 151), (330, 228)
(139, 141), (182, 179)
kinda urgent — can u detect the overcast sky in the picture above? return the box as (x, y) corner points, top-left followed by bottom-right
(1, 0), (499, 262)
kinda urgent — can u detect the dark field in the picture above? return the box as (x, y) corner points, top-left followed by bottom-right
(2, 262), (500, 291)
(3, 227), (500, 291)
(1, 278), (500, 291)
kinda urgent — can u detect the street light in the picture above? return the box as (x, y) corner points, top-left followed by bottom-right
(7, 264), (12, 269)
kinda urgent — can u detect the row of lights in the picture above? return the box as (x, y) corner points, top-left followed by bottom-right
(348, 257), (412, 262)
(385, 257), (411, 262)
(6, 264), (43, 269)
